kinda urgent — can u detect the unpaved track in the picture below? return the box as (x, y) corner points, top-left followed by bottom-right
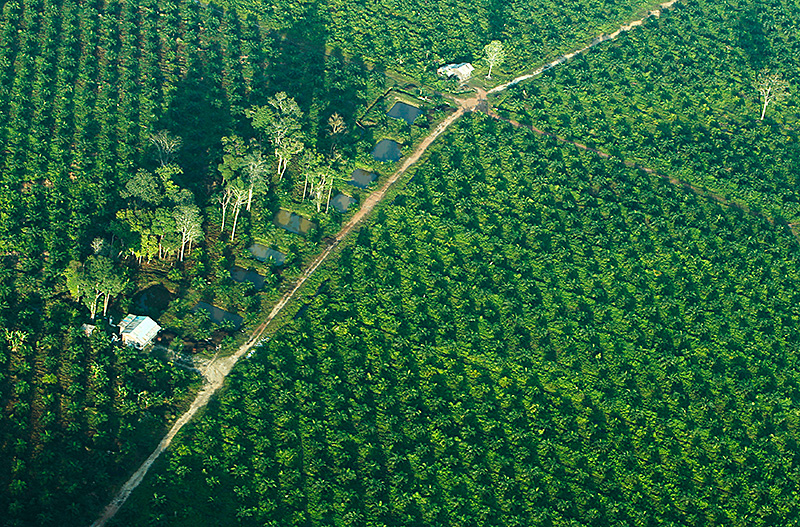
(488, 0), (679, 95)
(89, 101), (472, 527)
(90, 2), (676, 522)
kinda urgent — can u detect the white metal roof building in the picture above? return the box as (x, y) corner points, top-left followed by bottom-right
(437, 62), (475, 82)
(118, 314), (161, 349)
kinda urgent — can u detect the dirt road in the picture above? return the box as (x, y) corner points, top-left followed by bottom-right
(89, 1), (675, 521)
(488, 0), (679, 95)
(89, 96), (475, 527)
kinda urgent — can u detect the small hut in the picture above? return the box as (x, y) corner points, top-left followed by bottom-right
(118, 314), (161, 349)
(437, 63), (475, 82)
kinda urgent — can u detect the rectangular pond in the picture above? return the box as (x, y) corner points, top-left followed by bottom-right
(349, 168), (377, 189)
(372, 139), (402, 162)
(249, 244), (286, 266)
(330, 193), (356, 212)
(230, 266), (266, 290)
(387, 101), (422, 125)
(274, 209), (314, 234)
(193, 302), (243, 329)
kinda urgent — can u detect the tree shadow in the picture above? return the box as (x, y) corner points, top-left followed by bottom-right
(317, 48), (371, 157)
(160, 4), (330, 202)
(487, 0), (506, 41)
(162, 50), (234, 200)
(264, 4), (328, 127)
(735, 8), (770, 69)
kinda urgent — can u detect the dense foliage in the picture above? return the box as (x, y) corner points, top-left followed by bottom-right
(0, 318), (197, 526)
(0, 0), (283, 256)
(222, 0), (659, 77)
(0, 0), (271, 524)
(3, 0), (800, 525)
(0, 0), (388, 523)
(496, 0), (800, 221)
(118, 115), (800, 526)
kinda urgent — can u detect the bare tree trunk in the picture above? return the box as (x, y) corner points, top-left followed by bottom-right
(325, 178), (334, 214)
(230, 204), (242, 242)
(277, 156), (288, 182)
(103, 293), (110, 317)
(90, 293), (101, 319)
(221, 189), (233, 231)
(303, 175), (308, 200)
(246, 185), (253, 212)
(760, 96), (769, 120)
(179, 236), (186, 262)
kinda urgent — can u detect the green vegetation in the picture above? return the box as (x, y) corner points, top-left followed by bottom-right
(1, 0), (800, 525)
(223, 0), (659, 78)
(0, 324), (197, 526)
(0, 0), (445, 522)
(117, 115), (800, 526)
(0, 0), (371, 524)
(495, 0), (800, 221)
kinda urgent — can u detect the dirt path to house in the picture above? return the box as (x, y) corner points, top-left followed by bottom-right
(90, 1), (684, 522)
(89, 96), (477, 527)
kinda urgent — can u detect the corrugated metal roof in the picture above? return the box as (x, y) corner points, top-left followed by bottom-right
(119, 315), (160, 347)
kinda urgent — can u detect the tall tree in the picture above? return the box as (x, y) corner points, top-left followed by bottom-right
(117, 164), (199, 263)
(121, 169), (164, 207)
(65, 261), (101, 319)
(328, 112), (346, 157)
(300, 151), (338, 213)
(151, 208), (177, 260)
(243, 150), (270, 211)
(484, 40), (505, 79)
(65, 256), (128, 319)
(758, 69), (789, 120)
(174, 205), (204, 261)
(227, 178), (250, 242)
(149, 130), (182, 167)
(247, 92), (304, 181)
(218, 136), (249, 231)
(95, 257), (128, 318)
(218, 185), (235, 233)
(274, 135), (304, 182)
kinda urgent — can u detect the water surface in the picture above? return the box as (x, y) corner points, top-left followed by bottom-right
(249, 244), (286, 265)
(372, 139), (402, 162)
(387, 101), (422, 125)
(193, 302), (243, 328)
(274, 209), (314, 234)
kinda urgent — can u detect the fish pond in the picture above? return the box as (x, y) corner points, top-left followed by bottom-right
(274, 209), (314, 235)
(230, 266), (266, 290)
(387, 101), (422, 125)
(372, 139), (402, 162)
(193, 302), (243, 329)
(349, 168), (377, 189)
(330, 193), (356, 212)
(249, 244), (286, 266)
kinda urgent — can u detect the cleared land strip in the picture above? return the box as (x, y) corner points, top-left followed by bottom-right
(89, 103), (469, 527)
